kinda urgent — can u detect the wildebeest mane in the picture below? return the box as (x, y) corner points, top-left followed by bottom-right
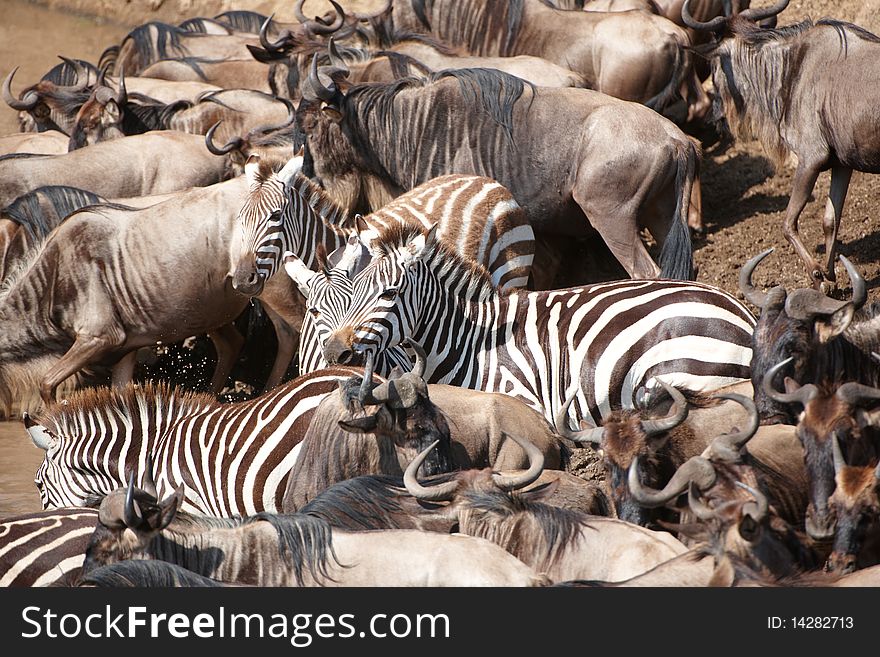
(76, 560), (231, 587)
(301, 474), (410, 530)
(215, 10), (272, 34)
(123, 96), (194, 133)
(122, 21), (188, 68)
(41, 59), (99, 86)
(248, 512), (339, 584)
(411, 0), (525, 56)
(2, 186), (105, 242)
(177, 17), (231, 35)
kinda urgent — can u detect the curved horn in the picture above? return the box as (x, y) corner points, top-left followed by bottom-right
(123, 473), (143, 528)
(835, 381), (880, 407)
(640, 379), (689, 436)
(706, 393), (760, 463)
(741, 0), (790, 23)
(688, 481), (717, 521)
(832, 435), (846, 476)
(404, 339), (427, 378)
(328, 36), (347, 68)
(355, 0), (392, 20)
(491, 433), (546, 492)
(552, 387), (604, 444)
(294, 0), (310, 24)
(761, 358), (818, 406)
(2, 67), (38, 111)
(735, 480), (768, 524)
(204, 121), (240, 155)
(115, 67), (127, 106)
(358, 349), (377, 404)
(295, 0), (345, 35)
(681, 0), (728, 31)
(403, 440), (459, 502)
(840, 255), (867, 311)
(738, 248), (775, 309)
(305, 54), (337, 102)
(628, 454), (717, 507)
(249, 96), (297, 137)
(142, 454), (158, 499)
(259, 13), (287, 52)
(57, 56), (90, 91)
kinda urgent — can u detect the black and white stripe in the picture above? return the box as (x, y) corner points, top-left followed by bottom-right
(327, 225), (755, 427)
(32, 368), (359, 516)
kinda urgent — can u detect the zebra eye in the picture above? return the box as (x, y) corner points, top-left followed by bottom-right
(379, 288), (398, 301)
(308, 307), (320, 317)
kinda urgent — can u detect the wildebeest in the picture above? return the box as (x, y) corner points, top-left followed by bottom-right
(81, 479), (550, 586)
(0, 131), (68, 156)
(299, 59), (700, 280)
(684, 0), (880, 287)
(740, 249), (880, 425)
(402, 436), (687, 582)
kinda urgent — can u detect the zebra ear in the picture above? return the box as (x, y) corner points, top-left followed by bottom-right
(244, 154), (262, 189)
(283, 251), (318, 296)
(277, 150), (304, 185)
(23, 413), (57, 451)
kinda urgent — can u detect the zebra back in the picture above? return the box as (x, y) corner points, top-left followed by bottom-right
(0, 508), (98, 587)
(33, 369), (363, 517)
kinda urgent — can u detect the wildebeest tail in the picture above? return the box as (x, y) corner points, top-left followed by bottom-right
(643, 41), (689, 115)
(659, 139), (697, 281)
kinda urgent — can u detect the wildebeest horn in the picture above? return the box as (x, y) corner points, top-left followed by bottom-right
(761, 358), (818, 406)
(832, 435), (846, 476)
(835, 381), (880, 407)
(57, 56), (90, 91)
(354, 0), (392, 20)
(304, 54), (338, 102)
(124, 472), (143, 528)
(2, 67), (39, 111)
(403, 440), (459, 502)
(491, 432), (545, 492)
(358, 349), (376, 404)
(249, 96), (297, 137)
(204, 121), (242, 155)
(404, 339), (427, 378)
(741, 0), (790, 23)
(706, 393), (759, 463)
(687, 482), (716, 521)
(784, 255), (866, 321)
(735, 480), (768, 524)
(328, 36), (346, 68)
(143, 453), (158, 499)
(259, 13), (287, 52)
(295, 0), (345, 34)
(116, 67), (127, 106)
(681, 0), (728, 31)
(628, 454), (717, 507)
(738, 248), (777, 309)
(552, 388), (604, 445)
(640, 379), (689, 436)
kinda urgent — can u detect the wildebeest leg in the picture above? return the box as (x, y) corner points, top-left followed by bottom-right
(261, 305), (299, 391)
(782, 161), (824, 288)
(683, 71), (711, 124)
(111, 351), (137, 388)
(206, 323), (244, 393)
(821, 166), (853, 283)
(39, 334), (119, 403)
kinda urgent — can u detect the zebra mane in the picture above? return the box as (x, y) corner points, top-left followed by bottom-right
(38, 382), (219, 435)
(2, 186), (105, 242)
(370, 223), (498, 302)
(288, 173), (349, 228)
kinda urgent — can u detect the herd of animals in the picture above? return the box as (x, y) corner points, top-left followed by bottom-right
(2, 0), (880, 588)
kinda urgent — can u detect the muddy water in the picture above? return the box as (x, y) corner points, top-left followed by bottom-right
(0, 3), (129, 516)
(0, 422), (45, 516)
(0, 1), (131, 134)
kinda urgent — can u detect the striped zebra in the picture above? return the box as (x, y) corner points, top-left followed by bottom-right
(0, 508), (97, 587)
(28, 368), (361, 516)
(233, 159), (535, 370)
(322, 223), (756, 428)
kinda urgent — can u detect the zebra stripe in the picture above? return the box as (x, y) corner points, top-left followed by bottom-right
(327, 224), (755, 427)
(0, 508), (97, 587)
(33, 368), (362, 516)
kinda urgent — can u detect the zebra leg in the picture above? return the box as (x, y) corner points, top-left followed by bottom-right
(261, 305), (299, 391)
(206, 323), (245, 393)
(39, 333), (121, 403)
(111, 351), (138, 387)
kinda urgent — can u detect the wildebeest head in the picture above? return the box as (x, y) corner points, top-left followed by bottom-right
(763, 360), (880, 541)
(826, 437), (880, 574)
(82, 467), (185, 575)
(3, 58), (91, 134)
(554, 379), (690, 525)
(67, 70), (128, 151)
(742, 249), (867, 424)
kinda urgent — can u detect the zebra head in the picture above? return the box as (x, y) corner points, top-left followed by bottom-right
(229, 152), (303, 296)
(323, 224), (439, 367)
(285, 234), (413, 375)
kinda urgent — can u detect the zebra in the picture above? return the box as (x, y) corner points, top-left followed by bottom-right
(27, 368), (360, 516)
(233, 159), (536, 373)
(0, 507), (97, 587)
(321, 223), (757, 428)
